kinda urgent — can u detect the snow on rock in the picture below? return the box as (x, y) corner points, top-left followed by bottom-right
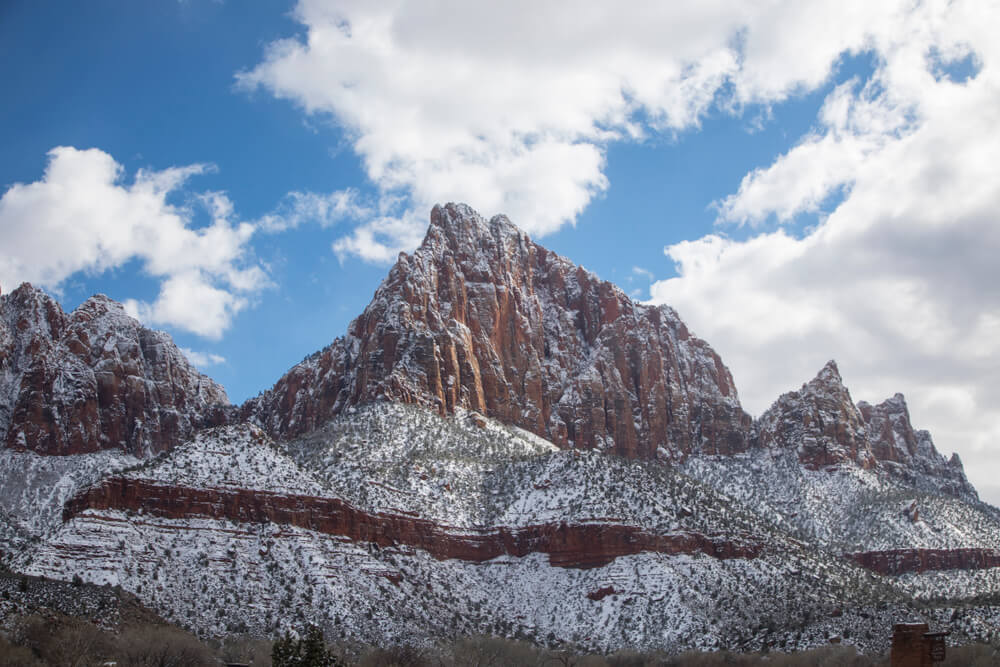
(858, 393), (976, 500)
(0, 447), (137, 544)
(29, 402), (908, 653)
(121, 423), (327, 496)
(0, 283), (230, 457)
(4, 206), (1000, 652)
(755, 361), (876, 471)
(244, 203), (751, 461)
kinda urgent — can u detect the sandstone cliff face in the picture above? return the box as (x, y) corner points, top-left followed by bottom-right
(755, 361), (876, 470)
(246, 203), (750, 460)
(858, 394), (975, 498)
(0, 283), (229, 456)
(755, 360), (974, 496)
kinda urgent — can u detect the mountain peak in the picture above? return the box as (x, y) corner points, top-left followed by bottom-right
(1, 288), (229, 456)
(814, 359), (843, 385)
(249, 203), (749, 459)
(6, 282), (54, 306)
(859, 388), (975, 498)
(74, 292), (131, 320)
(426, 202), (529, 252)
(757, 359), (873, 469)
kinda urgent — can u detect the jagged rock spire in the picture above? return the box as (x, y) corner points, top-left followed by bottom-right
(756, 360), (875, 470)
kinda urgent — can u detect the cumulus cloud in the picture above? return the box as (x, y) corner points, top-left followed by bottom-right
(651, 0), (1000, 503)
(0, 146), (269, 339)
(240, 0), (914, 261)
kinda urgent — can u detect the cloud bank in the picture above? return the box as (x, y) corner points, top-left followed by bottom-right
(649, 1), (1000, 501)
(241, 0), (914, 261)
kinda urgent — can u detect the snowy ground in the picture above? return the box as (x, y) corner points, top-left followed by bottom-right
(10, 402), (1000, 652)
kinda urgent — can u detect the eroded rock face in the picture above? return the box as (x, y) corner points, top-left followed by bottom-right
(755, 360), (975, 495)
(0, 284), (229, 456)
(858, 394), (975, 498)
(64, 477), (762, 569)
(848, 548), (1000, 575)
(755, 361), (876, 470)
(245, 203), (750, 460)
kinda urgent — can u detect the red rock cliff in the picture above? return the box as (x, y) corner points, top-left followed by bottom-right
(0, 284), (229, 456)
(848, 548), (1000, 575)
(244, 203), (750, 460)
(64, 477), (762, 569)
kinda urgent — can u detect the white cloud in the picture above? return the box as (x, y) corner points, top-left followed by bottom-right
(651, 0), (1000, 504)
(180, 347), (226, 369)
(0, 146), (269, 339)
(632, 267), (655, 282)
(331, 209), (427, 264)
(257, 188), (371, 233)
(240, 0), (920, 261)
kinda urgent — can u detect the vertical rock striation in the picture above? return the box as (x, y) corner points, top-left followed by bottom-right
(0, 283), (229, 456)
(245, 203), (750, 460)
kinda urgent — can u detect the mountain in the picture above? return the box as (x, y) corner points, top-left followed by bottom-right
(243, 203), (750, 460)
(0, 283), (229, 457)
(3, 204), (1000, 654)
(0, 283), (230, 557)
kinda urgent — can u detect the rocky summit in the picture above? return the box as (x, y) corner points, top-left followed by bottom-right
(244, 203), (750, 460)
(2, 204), (999, 654)
(0, 283), (229, 457)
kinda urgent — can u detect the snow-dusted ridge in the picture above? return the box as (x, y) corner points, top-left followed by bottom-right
(27, 401), (913, 652)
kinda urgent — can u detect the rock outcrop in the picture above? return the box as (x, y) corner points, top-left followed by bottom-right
(755, 360), (974, 495)
(64, 477), (762, 569)
(859, 394), (975, 498)
(0, 284), (229, 456)
(755, 361), (876, 470)
(245, 203), (750, 460)
(848, 548), (1000, 576)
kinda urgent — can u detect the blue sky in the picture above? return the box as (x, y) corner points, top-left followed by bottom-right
(3, 1), (999, 502)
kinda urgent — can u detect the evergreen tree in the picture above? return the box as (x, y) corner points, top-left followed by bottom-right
(271, 625), (341, 667)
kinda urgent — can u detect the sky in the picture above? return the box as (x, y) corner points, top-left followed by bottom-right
(1, 1), (998, 503)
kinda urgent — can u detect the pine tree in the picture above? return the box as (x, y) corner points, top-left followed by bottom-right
(271, 625), (341, 667)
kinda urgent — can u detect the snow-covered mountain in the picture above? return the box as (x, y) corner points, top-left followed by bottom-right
(3, 204), (999, 653)
(0, 283), (229, 457)
(243, 203), (750, 460)
(25, 411), (909, 652)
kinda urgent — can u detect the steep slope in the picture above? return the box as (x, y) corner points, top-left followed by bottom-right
(31, 407), (913, 653)
(0, 283), (229, 457)
(245, 203), (750, 461)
